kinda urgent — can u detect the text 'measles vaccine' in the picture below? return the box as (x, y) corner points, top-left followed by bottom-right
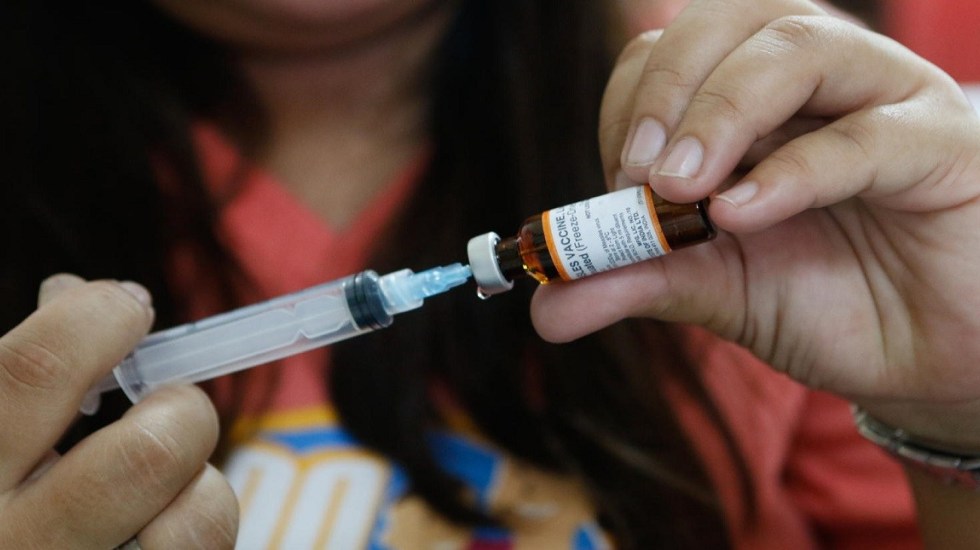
(467, 185), (714, 296)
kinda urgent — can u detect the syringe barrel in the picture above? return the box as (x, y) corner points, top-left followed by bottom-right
(113, 270), (391, 403)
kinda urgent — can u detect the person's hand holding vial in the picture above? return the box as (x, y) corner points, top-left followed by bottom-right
(534, 0), (980, 467)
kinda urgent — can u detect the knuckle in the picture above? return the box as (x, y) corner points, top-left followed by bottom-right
(120, 420), (193, 493)
(122, 387), (220, 478)
(85, 281), (147, 324)
(768, 143), (817, 179)
(639, 63), (701, 95)
(689, 87), (750, 125)
(826, 118), (876, 160)
(759, 15), (824, 53)
(0, 336), (72, 393)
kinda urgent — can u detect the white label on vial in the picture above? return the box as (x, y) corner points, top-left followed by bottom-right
(542, 186), (671, 281)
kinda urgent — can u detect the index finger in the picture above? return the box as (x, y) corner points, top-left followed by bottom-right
(618, 0), (826, 182)
(599, 30), (663, 189)
(0, 279), (153, 489)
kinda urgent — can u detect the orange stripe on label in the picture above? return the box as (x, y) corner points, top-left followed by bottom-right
(642, 186), (672, 254)
(542, 212), (573, 281)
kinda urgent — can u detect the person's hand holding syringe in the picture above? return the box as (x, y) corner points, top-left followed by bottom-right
(82, 264), (472, 414)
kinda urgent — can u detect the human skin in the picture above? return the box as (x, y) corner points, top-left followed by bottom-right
(152, 0), (454, 227)
(531, 0), (980, 546)
(0, 0), (454, 547)
(0, 275), (237, 547)
(9, 0), (980, 547)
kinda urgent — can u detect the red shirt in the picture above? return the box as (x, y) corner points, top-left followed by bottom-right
(185, 125), (920, 549)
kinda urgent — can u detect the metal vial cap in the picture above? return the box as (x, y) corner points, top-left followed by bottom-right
(466, 232), (515, 296)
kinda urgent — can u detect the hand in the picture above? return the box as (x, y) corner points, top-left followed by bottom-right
(0, 275), (238, 548)
(531, 0), (980, 447)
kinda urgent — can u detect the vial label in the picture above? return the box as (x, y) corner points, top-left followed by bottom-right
(541, 186), (671, 280)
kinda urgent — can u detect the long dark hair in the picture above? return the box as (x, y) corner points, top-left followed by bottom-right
(11, 0), (749, 547)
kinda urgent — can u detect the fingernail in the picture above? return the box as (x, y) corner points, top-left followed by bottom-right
(716, 181), (759, 207)
(657, 137), (703, 179)
(119, 281), (152, 307)
(613, 169), (637, 190)
(625, 118), (666, 167)
(38, 273), (83, 306)
(40, 273), (80, 292)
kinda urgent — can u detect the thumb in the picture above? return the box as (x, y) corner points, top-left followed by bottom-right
(530, 238), (741, 342)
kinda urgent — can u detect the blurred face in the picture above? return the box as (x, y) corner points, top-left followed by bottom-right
(151, 0), (448, 53)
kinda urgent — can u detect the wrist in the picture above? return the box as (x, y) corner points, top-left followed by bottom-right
(853, 401), (980, 491)
(856, 399), (980, 453)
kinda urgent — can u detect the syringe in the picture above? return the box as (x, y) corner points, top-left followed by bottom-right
(81, 264), (472, 414)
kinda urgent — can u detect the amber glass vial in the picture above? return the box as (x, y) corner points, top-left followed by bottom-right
(467, 185), (714, 295)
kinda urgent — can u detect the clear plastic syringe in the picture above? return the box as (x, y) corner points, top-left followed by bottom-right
(81, 264), (472, 414)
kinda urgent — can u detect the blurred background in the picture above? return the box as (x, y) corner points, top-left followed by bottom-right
(882, 0), (980, 82)
(620, 0), (980, 82)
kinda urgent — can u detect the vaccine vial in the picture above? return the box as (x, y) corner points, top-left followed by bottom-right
(467, 185), (714, 296)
